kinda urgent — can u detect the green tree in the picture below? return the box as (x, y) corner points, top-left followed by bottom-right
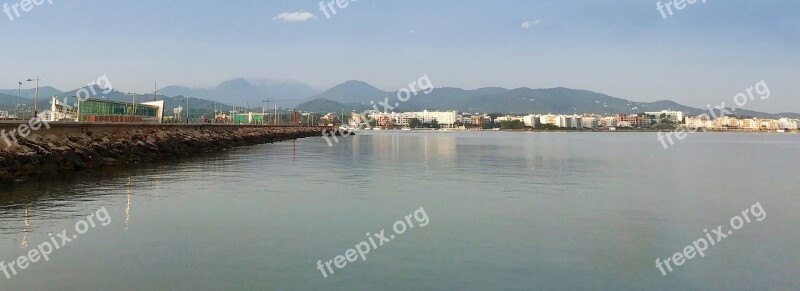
(430, 119), (440, 129)
(409, 118), (421, 128)
(500, 120), (526, 129)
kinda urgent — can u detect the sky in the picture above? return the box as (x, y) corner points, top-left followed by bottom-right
(1, 0), (798, 112)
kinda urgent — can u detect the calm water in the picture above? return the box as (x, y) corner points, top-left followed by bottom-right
(0, 131), (798, 290)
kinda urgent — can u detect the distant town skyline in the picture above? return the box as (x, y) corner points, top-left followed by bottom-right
(1, 0), (798, 113)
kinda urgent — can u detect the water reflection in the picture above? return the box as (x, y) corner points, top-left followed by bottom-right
(125, 177), (132, 231)
(20, 207), (29, 248)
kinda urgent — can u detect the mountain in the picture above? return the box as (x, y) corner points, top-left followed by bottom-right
(0, 93), (30, 108)
(299, 83), (510, 113)
(304, 80), (388, 104)
(295, 98), (371, 113)
(158, 78), (318, 107)
(297, 81), (799, 119)
(0, 86), (63, 99)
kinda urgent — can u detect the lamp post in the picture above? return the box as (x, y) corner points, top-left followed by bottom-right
(126, 91), (137, 116)
(25, 76), (40, 117)
(17, 81), (22, 119)
(178, 96), (189, 124)
(261, 99), (269, 125)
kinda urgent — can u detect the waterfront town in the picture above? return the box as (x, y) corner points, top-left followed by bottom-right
(1, 96), (797, 133)
(317, 109), (800, 132)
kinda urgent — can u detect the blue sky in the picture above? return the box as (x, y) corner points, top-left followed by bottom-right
(1, 0), (798, 112)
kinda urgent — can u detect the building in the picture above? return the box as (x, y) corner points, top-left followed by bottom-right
(595, 116), (617, 128)
(523, 115), (538, 127)
(685, 115), (713, 129)
(318, 113), (336, 126)
(374, 113), (393, 127)
(565, 115), (583, 128)
(581, 116), (598, 128)
(470, 115), (489, 126)
(616, 114), (643, 128)
(495, 115), (524, 123)
(539, 114), (559, 126)
(778, 118), (800, 130)
(231, 112), (267, 124)
(50, 97), (164, 123)
(646, 110), (684, 123)
(419, 110), (458, 127)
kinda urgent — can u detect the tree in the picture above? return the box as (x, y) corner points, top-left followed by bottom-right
(538, 124), (562, 130)
(500, 120), (526, 129)
(430, 119), (440, 129)
(409, 118), (421, 128)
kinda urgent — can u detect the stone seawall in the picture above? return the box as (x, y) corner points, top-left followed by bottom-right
(0, 125), (326, 182)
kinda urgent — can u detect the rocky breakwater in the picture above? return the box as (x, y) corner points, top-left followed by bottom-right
(0, 126), (325, 182)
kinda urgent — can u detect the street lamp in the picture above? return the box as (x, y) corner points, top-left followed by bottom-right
(178, 96), (189, 124)
(17, 81), (22, 119)
(25, 76), (40, 117)
(126, 92), (137, 116)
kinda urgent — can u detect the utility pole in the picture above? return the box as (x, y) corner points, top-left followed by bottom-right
(186, 97), (189, 124)
(26, 76), (41, 117)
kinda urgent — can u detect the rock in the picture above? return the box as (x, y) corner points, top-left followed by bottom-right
(1, 126), (327, 182)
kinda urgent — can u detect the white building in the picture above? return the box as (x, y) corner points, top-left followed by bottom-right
(539, 114), (559, 126)
(523, 115), (538, 127)
(778, 118), (800, 130)
(565, 115), (582, 129)
(495, 115), (524, 123)
(604, 116), (617, 127)
(581, 116), (598, 128)
(384, 110), (458, 128)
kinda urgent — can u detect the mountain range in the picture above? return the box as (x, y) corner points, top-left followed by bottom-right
(1, 78), (798, 119)
(157, 78), (317, 107)
(295, 81), (800, 119)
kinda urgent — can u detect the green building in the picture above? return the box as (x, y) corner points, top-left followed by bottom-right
(231, 112), (266, 124)
(76, 99), (164, 123)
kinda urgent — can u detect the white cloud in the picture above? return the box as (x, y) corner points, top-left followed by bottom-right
(273, 11), (316, 23)
(520, 19), (542, 29)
